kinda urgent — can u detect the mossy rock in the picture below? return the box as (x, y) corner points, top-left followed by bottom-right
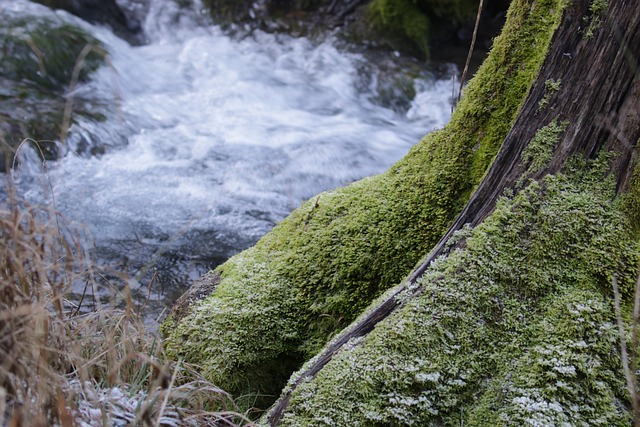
(0, 10), (106, 168)
(364, 0), (463, 57)
(161, 0), (566, 405)
(274, 173), (638, 425)
(0, 17), (104, 90)
(202, 0), (256, 24)
(201, 0), (506, 60)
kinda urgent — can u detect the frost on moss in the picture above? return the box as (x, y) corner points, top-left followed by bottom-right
(278, 174), (638, 426)
(518, 118), (568, 182)
(161, 0), (566, 402)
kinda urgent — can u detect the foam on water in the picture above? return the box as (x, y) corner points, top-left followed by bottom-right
(3, 0), (455, 315)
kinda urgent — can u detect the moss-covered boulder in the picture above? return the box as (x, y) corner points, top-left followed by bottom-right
(202, 0), (505, 59)
(272, 171), (638, 425)
(0, 16), (103, 90)
(203, 0), (255, 24)
(162, 0), (565, 406)
(364, 0), (478, 57)
(0, 7), (106, 170)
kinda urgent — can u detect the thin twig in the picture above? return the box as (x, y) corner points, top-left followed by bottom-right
(13, 138), (64, 252)
(458, 0), (484, 103)
(632, 267), (640, 417)
(612, 274), (640, 424)
(60, 44), (106, 143)
(451, 74), (456, 114)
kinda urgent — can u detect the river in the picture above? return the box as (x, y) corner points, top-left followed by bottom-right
(2, 0), (455, 324)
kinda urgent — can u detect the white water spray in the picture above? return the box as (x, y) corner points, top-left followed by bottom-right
(4, 0), (456, 317)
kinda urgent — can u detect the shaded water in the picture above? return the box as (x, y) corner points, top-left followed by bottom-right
(2, 0), (455, 323)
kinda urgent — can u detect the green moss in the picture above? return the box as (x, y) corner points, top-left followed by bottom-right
(0, 14), (106, 161)
(162, 0), (567, 403)
(201, 0), (254, 24)
(538, 78), (561, 109)
(0, 18), (104, 90)
(518, 118), (568, 183)
(583, 0), (608, 40)
(464, 0), (568, 184)
(277, 174), (638, 426)
(366, 0), (478, 57)
(621, 142), (640, 233)
(468, 291), (627, 426)
(366, 0), (432, 57)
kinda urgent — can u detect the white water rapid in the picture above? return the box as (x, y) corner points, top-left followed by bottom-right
(2, 0), (456, 321)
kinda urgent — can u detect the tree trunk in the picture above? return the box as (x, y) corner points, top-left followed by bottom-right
(267, 0), (640, 423)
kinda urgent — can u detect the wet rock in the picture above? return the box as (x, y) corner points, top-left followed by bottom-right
(0, 6), (108, 171)
(0, 18), (104, 89)
(204, 0), (509, 70)
(166, 271), (222, 325)
(31, 0), (145, 45)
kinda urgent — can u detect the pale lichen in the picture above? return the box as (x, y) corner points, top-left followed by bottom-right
(538, 78), (562, 110)
(162, 0), (568, 403)
(518, 118), (569, 183)
(277, 173), (638, 426)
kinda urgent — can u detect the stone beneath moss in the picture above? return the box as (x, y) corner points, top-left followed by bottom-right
(0, 8), (108, 170)
(167, 271), (222, 325)
(364, 0), (479, 57)
(0, 16), (104, 90)
(202, 0), (505, 61)
(365, 0), (432, 57)
(202, 0), (255, 25)
(275, 174), (637, 426)
(162, 0), (566, 405)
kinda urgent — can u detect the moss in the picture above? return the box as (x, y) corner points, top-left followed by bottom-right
(366, 0), (432, 57)
(583, 0), (608, 40)
(277, 174), (638, 426)
(621, 142), (640, 233)
(162, 0), (567, 403)
(365, 0), (479, 57)
(538, 78), (561, 109)
(467, 292), (627, 426)
(201, 0), (255, 24)
(0, 14), (106, 163)
(518, 118), (568, 183)
(0, 18), (104, 90)
(464, 0), (568, 184)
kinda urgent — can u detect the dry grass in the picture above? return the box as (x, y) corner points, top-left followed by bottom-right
(0, 181), (254, 426)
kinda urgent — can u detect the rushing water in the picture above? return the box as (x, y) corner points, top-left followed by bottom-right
(2, 0), (455, 322)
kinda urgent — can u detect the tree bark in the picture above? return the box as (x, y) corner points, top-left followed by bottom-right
(267, 0), (640, 423)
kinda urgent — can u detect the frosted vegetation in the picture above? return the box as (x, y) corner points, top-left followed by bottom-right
(162, 0), (569, 408)
(2, 0), (638, 424)
(276, 170), (637, 425)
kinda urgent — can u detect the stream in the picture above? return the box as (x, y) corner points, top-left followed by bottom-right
(2, 0), (455, 324)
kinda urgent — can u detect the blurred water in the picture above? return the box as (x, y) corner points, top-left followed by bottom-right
(3, 0), (455, 322)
